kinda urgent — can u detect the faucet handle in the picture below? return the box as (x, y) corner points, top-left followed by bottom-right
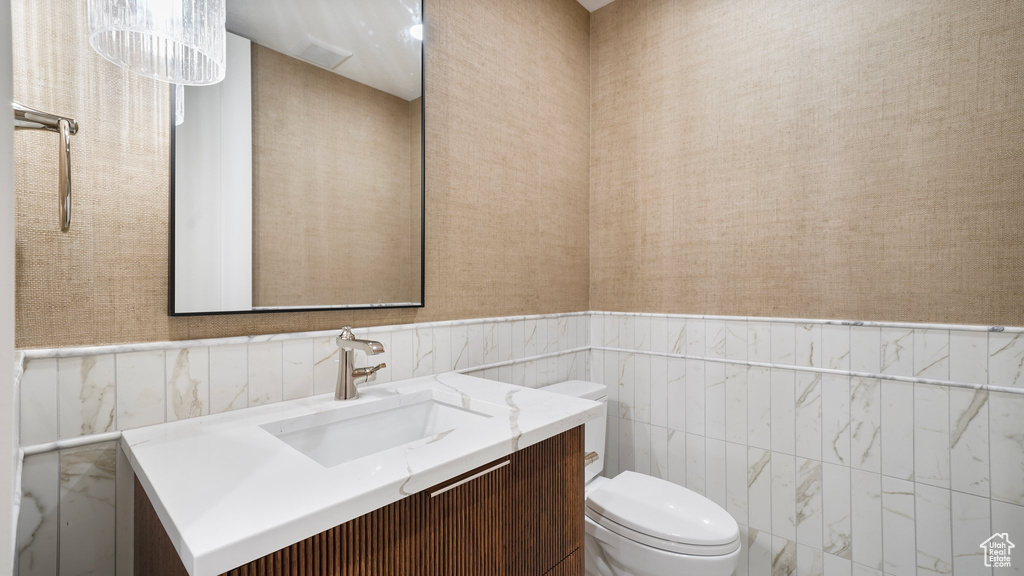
(338, 326), (356, 342)
(353, 362), (387, 384)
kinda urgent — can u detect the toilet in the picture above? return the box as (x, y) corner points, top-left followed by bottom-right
(540, 381), (741, 576)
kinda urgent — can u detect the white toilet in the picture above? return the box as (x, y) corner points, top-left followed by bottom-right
(540, 381), (741, 576)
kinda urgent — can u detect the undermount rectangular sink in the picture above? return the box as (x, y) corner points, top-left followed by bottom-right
(262, 398), (493, 468)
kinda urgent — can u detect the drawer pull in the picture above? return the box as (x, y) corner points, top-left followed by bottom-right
(584, 452), (599, 466)
(430, 460), (509, 498)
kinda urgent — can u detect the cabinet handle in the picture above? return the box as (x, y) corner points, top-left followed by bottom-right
(584, 451), (599, 466)
(430, 460), (509, 498)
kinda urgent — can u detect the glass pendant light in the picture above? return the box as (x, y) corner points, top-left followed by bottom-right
(87, 0), (226, 86)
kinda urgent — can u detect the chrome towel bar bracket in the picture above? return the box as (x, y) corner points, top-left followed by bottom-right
(13, 102), (78, 232)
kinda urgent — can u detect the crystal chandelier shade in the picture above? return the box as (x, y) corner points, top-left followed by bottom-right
(87, 0), (226, 86)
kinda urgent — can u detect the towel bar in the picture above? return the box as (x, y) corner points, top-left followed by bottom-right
(13, 102), (78, 231)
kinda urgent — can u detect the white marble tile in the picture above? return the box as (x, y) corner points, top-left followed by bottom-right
(738, 525), (750, 576)
(881, 476), (916, 576)
(686, 319), (706, 357)
(166, 347), (210, 421)
(880, 380), (915, 481)
(686, 433), (706, 496)
(634, 316), (651, 352)
(557, 353), (571, 382)
(650, 317), (668, 354)
(914, 329), (950, 380)
(618, 353), (635, 419)
(748, 448), (772, 533)
(603, 352), (620, 416)
(951, 491), (992, 576)
(821, 375), (850, 466)
(797, 545), (824, 576)
(451, 324), (470, 370)
(390, 329), (415, 381)
(822, 553), (851, 576)
(850, 326), (881, 374)
(466, 323), (484, 368)
(726, 364), (749, 445)
(849, 378), (881, 472)
(795, 373), (822, 461)
(650, 356), (668, 428)
(633, 422), (652, 475)
(667, 317), (686, 355)
(990, 391), (1024, 506)
(537, 358), (558, 387)
(634, 354), (651, 423)
(822, 462), (852, 560)
(748, 367), (772, 450)
(617, 316), (634, 353)
(20, 358), (58, 445)
(914, 483), (953, 576)
(850, 469), (882, 570)
(750, 528), (773, 576)
(481, 323), (499, 364)
(989, 332), (1024, 388)
(499, 362), (514, 384)
(590, 350), (604, 385)
(115, 445), (134, 576)
(667, 358), (686, 432)
(600, 315), (619, 348)
(949, 388), (990, 497)
(311, 336), (339, 393)
(246, 341), (282, 407)
(59, 355), (116, 439)
(706, 362), (727, 440)
(498, 321), (513, 362)
(773, 536), (798, 576)
(510, 320), (525, 360)
(796, 458), (823, 551)
(412, 326), (434, 377)
(772, 369), (796, 455)
(706, 438), (727, 508)
(605, 414), (619, 478)
(772, 322), (796, 365)
(686, 359), (705, 435)
(60, 443), (116, 576)
(210, 344), (248, 414)
(914, 383), (950, 488)
(432, 326), (453, 373)
(524, 360), (539, 388)
(667, 429), (686, 487)
(17, 453), (59, 576)
(115, 350), (165, 430)
(880, 328), (914, 377)
(795, 324), (822, 368)
(949, 330), (988, 385)
(727, 441), (749, 525)
(772, 452), (797, 540)
(618, 417), (635, 472)
(726, 321), (747, 362)
(650, 425), (668, 480)
(511, 362), (526, 387)
(990, 500), (1024, 576)
(851, 564), (881, 576)
(589, 315), (602, 349)
(281, 340), (315, 401)
(748, 322), (772, 363)
(822, 325), (851, 371)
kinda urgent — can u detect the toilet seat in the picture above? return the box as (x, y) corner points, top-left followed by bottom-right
(585, 471), (740, 557)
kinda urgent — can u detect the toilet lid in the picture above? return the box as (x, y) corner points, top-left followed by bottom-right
(585, 471), (740, 556)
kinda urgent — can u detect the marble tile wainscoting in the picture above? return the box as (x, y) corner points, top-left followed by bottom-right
(589, 312), (1024, 576)
(14, 313), (591, 576)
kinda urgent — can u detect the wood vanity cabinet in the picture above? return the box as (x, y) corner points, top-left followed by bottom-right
(136, 426), (585, 576)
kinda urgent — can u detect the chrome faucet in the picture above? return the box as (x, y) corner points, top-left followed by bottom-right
(335, 326), (387, 400)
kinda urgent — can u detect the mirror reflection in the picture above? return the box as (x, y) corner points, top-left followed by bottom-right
(172, 0), (424, 315)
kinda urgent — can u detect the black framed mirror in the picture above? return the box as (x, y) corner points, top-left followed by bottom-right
(170, 0), (424, 316)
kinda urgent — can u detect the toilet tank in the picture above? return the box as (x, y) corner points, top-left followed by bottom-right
(539, 380), (607, 483)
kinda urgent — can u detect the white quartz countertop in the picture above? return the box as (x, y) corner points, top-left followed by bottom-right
(120, 373), (602, 576)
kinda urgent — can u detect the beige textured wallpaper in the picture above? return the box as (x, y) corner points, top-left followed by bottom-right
(13, 0), (591, 348)
(590, 0), (1024, 326)
(251, 46), (420, 307)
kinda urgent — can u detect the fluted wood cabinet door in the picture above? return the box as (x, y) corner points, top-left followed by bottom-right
(136, 426), (585, 576)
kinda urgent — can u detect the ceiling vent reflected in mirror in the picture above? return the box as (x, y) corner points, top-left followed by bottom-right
(294, 36), (353, 71)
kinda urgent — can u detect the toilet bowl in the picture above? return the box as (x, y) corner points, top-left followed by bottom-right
(540, 381), (741, 576)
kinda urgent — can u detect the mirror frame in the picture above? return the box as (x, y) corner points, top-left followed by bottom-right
(168, 4), (426, 317)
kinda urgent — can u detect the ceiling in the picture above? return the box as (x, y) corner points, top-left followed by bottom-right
(227, 0), (422, 101)
(576, 0), (616, 11)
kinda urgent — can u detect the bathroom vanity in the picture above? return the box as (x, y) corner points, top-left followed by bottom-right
(122, 373), (602, 576)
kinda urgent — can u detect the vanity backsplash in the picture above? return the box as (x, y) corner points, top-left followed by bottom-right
(14, 311), (1024, 576)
